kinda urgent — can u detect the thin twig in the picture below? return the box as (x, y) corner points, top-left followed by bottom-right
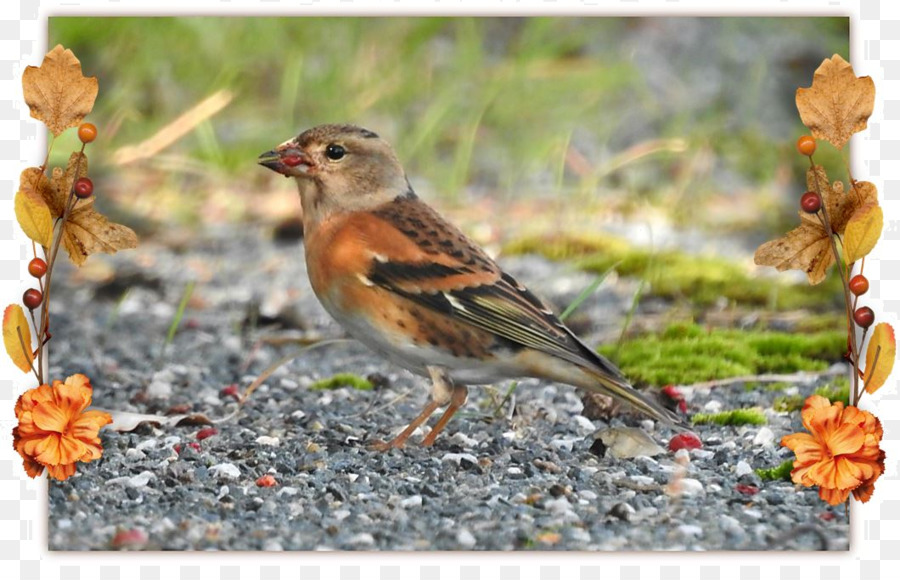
(682, 367), (846, 390)
(37, 142), (86, 384)
(808, 156), (860, 403)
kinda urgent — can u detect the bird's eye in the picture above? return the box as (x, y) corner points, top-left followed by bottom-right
(325, 144), (346, 161)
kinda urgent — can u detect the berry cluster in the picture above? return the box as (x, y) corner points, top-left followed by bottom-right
(22, 123), (97, 317)
(795, 136), (877, 332)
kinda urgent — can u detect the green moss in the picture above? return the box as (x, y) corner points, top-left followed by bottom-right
(755, 459), (794, 481)
(503, 233), (842, 310)
(773, 395), (805, 413)
(815, 377), (851, 406)
(597, 323), (844, 387)
(691, 408), (767, 426)
(309, 373), (373, 391)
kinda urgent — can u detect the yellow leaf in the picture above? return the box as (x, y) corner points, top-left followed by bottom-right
(14, 190), (53, 247)
(865, 323), (896, 394)
(22, 45), (98, 136)
(843, 203), (883, 264)
(3, 305), (34, 373)
(795, 54), (875, 150)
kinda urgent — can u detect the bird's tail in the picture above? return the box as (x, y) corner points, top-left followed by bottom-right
(530, 352), (686, 428)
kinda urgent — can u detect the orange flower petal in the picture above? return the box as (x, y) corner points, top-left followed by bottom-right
(15, 383), (54, 417)
(57, 435), (88, 465)
(21, 455), (45, 478)
(805, 459), (841, 489)
(819, 486), (850, 506)
(46, 463), (77, 481)
(800, 395), (834, 431)
(54, 374), (93, 418)
(31, 433), (62, 465)
(781, 432), (823, 462)
(32, 402), (70, 433)
(71, 409), (112, 435)
(834, 457), (865, 489)
(827, 422), (865, 456)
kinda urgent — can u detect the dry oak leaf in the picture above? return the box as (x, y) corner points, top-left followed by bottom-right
(22, 45), (98, 136)
(21, 152), (137, 266)
(754, 165), (877, 285)
(796, 54), (875, 150)
(865, 323), (896, 395)
(3, 304), (34, 373)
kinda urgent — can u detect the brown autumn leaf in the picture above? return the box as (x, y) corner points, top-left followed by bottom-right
(22, 45), (99, 136)
(755, 166), (877, 285)
(22, 152), (137, 266)
(3, 304), (34, 374)
(796, 54), (875, 150)
(864, 323), (895, 394)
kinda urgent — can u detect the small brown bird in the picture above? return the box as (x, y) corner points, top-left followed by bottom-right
(259, 124), (679, 449)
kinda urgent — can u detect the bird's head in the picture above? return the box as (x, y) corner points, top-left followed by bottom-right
(259, 124), (410, 222)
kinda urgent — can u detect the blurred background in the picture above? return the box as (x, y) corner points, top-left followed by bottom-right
(47, 17), (851, 385)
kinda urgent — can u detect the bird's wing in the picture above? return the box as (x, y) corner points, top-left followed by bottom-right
(362, 197), (624, 379)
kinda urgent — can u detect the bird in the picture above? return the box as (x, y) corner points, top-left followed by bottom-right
(258, 124), (681, 449)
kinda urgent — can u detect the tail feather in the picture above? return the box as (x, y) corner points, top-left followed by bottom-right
(527, 348), (686, 429)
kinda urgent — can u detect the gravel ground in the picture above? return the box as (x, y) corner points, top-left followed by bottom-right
(46, 225), (849, 551)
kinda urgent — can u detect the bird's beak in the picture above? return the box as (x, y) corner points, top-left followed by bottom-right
(257, 145), (313, 177)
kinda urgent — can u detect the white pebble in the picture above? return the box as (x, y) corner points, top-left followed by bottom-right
(277, 487), (300, 497)
(400, 495), (423, 509)
(640, 419), (655, 431)
(255, 436), (280, 447)
(690, 449), (715, 460)
(677, 524), (704, 540)
(136, 439), (159, 451)
(679, 478), (705, 496)
(507, 467), (523, 476)
(209, 463), (241, 480)
(441, 452), (478, 466)
(456, 528), (477, 548)
(217, 485), (229, 500)
(743, 508), (763, 520)
(703, 400), (723, 413)
(280, 378), (299, 390)
(447, 432), (479, 448)
(348, 533), (375, 546)
(125, 449), (146, 462)
(572, 415), (597, 435)
(674, 448), (691, 462)
(578, 490), (598, 501)
(629, 475), (655, 486)
(735, 460), (753, 477)
(753, 427), (776, 447)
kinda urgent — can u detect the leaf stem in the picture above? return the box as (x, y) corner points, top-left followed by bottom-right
(858, 345), (881, 402)
(36, 143), (87, 384)
(17, 326), (39, 383)
(807, 156), (860, 404)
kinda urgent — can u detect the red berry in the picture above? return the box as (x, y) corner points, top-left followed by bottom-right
(849, 275), (869, 296)
(196, 427), (218, 441)
(796, 135), (816, 156)
(668, 432), (703, 452)
(27, 258), (47, 278)
(78, 123), (97, 144)
(23, 288), (42, 310)
(735, 484), (759, 496)
(256, 475), (278, 487)
(74, 177), (93, 198)
(800, 191), (821, 213)
(854, 306), (875, 328)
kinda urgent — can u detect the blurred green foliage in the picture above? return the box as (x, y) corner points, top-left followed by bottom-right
(49, 17), (848, 211)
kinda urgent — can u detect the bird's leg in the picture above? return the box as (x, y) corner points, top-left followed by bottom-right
(370, 365), (453, 451)
(421, 383), (468, 447)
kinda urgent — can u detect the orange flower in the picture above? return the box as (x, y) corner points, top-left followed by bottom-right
(12, 374), (112, 481)
(781, 395), (885, 505)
